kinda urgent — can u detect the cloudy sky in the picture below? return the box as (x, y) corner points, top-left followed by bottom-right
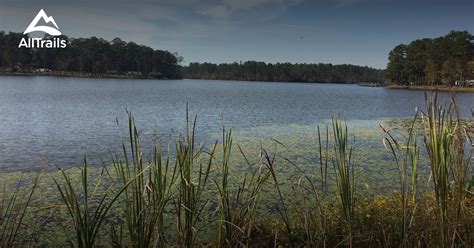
(0, 0), (473, 68)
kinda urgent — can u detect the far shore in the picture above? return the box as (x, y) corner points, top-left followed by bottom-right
(1, 71), (474, 94)
(0, 71), (179, 80)
(386, 84), (474, 93)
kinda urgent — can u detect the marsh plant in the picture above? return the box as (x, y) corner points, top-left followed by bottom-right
(214, 128), (272, 247)
(1, 93), (472, 247)
(54, 160), (133, 248)
(332, 116), (356, 248)
(296, 176), (329, 247)
(108, 112), (179, 247)
(419, 94), (472, 247)
(317, 125), (330, 191)
(381, 113), (419, 245)
(174, 110), (216, 247)
(0, 177), (38, 248)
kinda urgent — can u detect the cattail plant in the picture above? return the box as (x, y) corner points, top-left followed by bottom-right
(419, 93), (471, 247)
(419, 94), (454, 247)
(332, 116), (355, 248)
(175, 108), (215, 247)
(109, 112), (179, 247)
(214, 128), (271, 247)
(380, 113), (419, 246)
(317, 125), (329, 191)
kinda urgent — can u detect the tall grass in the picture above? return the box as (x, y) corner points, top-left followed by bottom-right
(332, 116), (355, 248)
(54, 160), (133, 248)
(262, 148), (294, 245)
(419, 93), (471, 247)
(215, 128), (232, 247)
(381, 113), (419, 246)
(297, 176), (329, 247)
(450, 95), (471, 222)
(317, 125), (329, 190)
(175, 108), (215, 247)
(214, 128), (271, 247)
(108, 112), (179, 247)
(0, 177), (38, 248)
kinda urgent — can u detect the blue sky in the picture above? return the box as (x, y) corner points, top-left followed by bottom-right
(0, 0), (473, 68)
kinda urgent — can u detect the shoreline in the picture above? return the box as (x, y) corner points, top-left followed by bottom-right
(0, 71), (181, 80)
(1, 72), (473, 93)
(386, 84), (474, 93)
(0, 72), (368, 84)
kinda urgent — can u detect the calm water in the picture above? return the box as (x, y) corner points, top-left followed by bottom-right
(0, 76), (472, 172)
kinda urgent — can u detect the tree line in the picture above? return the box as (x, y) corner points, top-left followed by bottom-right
(385, 31), (474, 86)
(0, 31), (183, 79)
(184, 61), (383, 84)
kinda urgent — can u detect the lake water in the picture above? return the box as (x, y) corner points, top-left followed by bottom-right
(0, 76), (472, 172)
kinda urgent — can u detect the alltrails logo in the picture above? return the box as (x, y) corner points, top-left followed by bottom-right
(18, 9), (67, 48)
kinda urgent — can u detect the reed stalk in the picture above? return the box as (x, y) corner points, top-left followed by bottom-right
(0, 176), (39, 248)
(381, 113), (419, 246)
(109, 112), (179, 247)
(317, 125), (329, 191)
(419, 93), (471, 247)
(175, 107), (215, 247)
(215, 128), (271, 247)
(54, 159), (134, 248)
(332, 116), (355, 248)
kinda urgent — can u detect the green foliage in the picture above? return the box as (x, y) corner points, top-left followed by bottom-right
(381, 114), (419, 246)
(54, 160), (133, 248)
(386, 31), (474, 85)
(108, 112), (179, 247)
(419, 93), (471, 247)
(0, 31), (182, 78)
(175, 109), (215, 247)
(332, 117), (356, 248)
(0, 177), (38, 248)
(184, 61), (383, 83)
(214, 129), (272, 247)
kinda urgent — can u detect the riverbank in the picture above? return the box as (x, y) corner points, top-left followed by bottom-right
(0, 71), (180, 80)
(0, 72), (376, 85)
(2, 72), (474, 94)
(386, 84), (474, 93)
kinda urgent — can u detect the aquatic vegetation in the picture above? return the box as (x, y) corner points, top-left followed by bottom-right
(419, 93), (472, 247)
(332, 117), (356, 248)
(214, 128), (272, 247)
(175, 109), (216, 247)
(0, 176), (38, 248)
(107, 112), (179, 247)
(54, 160), (134, 248)
(0, 93), (472, 247)
(381, 112), (419, 245)
(317, 125), (329, 190)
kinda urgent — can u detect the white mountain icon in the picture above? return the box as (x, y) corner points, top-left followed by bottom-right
(23, 9), (62, 36)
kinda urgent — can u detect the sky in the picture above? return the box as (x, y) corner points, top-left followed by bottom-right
(0, 0), (473, 69)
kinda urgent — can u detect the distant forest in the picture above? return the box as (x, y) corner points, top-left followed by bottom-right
(385, 31), (474, 86)
(183, 62), (383, 84)
(0, 31), (182, 79)
(2, 30), (473, 85)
